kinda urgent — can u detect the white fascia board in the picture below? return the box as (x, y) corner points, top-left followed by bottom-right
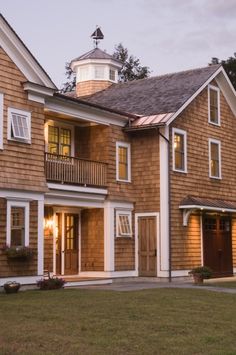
(23, 82), (56, 104)
(215, 70), (236, 117)
(71, 58), (122, 70)
(0, 189), (44, 201)
(45, 97), (129, 127)
(179, 204), (236, 213)
(166, 66), (224, 126)
(47, 183), (107, 195)
(0, 16), (57, 89)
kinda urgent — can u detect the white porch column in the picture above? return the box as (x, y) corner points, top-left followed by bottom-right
(159, 126), (170, 276)
(37, 198), (44, 276)
(104, 201), (115, 272)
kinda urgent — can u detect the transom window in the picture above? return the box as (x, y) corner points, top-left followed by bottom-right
(8, 108), (31, 143)
(116, 210), (132, 237)
(209, 139), (221, 179)
(116, 142), (131, 182)
(48, 125), (71, 156)
(208, 85), (220, 125)
(173, 128), (187, 173)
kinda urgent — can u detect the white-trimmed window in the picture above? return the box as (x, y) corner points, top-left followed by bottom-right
(116, 210), (132, 238)
(8, 107), (31, 143)
(94, 66), (105, 79)
(172, 128), (187, 173)
(0, 93), (3, 150)
(116, 141), (131, 182)
(46, 121), (74, 157)
(209, 138), (221, 179)
(109, 69), (116, 81)
(208, 85), (220, 126)
(6, 200), (30, 247)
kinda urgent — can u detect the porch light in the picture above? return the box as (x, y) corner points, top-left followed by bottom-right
(222, 209), (225, 212)
(201, 208), (203, 210)
(44, 206), (54, 230)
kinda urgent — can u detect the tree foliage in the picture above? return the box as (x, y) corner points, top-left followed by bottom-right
(113, 43), (150, 82)
(61, 43), (151, 92)
(210, 53), (236, 89)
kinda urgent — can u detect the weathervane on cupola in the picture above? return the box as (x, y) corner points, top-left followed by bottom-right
(91, 26), (104, 48)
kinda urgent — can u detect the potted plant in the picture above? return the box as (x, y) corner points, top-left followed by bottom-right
(189, 266), (213, 285)
(3, 281), (21, 294)
(2, 245), (34, 261)
(37, 276), (65, 290)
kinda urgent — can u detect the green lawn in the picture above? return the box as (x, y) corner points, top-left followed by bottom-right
(0, 288), (236, 355)
(206, 281), (236, 289)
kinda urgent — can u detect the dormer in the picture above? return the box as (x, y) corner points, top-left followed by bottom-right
(70, 48), (122, 97)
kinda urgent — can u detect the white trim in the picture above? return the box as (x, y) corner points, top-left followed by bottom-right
(79, 211), (81, 273)
(104, 201), (115, 272)
(200, 215), (203, 266)
(0, 93), (3, 150)
(0, 189), (44, 200)
(47, 183), (107, 195)
(64, 279), (112, 287)
(135, 212), (159, 277)
(171, 270), (190, 277)
(166, 66), (224, 126)
(79, 271), (138, 278)
(209, 138), (221, 179)
(180, 204), (236, 213)
(0, 276), (39, 286)
(37, 199), (44, 276)
(0, 15), (56, 89)
(159, 126), (169, 273)
(116, 210), (132, 238)
(208, 85), (221, 126)
(233, 268), (236, 274)
(6, 200), (30, 247)
(53, 212), (57, 275)
(7, 107), (31, 144)
(23, 82), (55, 104)
(172, 127), (187, 173)
(45, 96), (129, 127)
(61, 212), (65, 275)
(116, 141), (131, 182)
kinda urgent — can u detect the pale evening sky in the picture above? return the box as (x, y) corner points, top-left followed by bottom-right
(1, 0), (236, 88)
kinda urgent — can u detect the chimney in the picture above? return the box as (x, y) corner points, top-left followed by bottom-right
(70, 48), (122, 97)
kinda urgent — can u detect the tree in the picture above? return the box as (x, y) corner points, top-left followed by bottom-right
(61, 43), (151, 92)
(113, 43), (150, 82)
(210, 53), (236, 89)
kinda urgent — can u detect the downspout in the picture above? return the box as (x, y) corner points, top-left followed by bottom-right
(158, 128), (172, 283)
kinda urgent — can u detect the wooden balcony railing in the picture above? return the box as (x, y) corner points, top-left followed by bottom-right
(45, 153), (107, 187)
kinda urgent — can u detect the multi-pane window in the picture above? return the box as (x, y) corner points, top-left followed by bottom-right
(209, 139), (221, 178)
(173, 128), (187, 172)
(94, 66), (105, 79)
(209, 86), (220, 125)
(11, 207), (25, 246)
(48, 125), (71, 156)
(116, 211), (132, 237)
(109, 69), (116, 81)
(116, 142), (131, 181)
(8, 108), (31, 143)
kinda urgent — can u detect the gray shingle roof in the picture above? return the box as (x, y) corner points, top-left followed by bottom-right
(85, 65), (221, 116)
(180, 195), (236, 211)
(71, 47), (120, 63)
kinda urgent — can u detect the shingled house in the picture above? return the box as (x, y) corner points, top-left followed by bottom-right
(0, 14), (236, 286)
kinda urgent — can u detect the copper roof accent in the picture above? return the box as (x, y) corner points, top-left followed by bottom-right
(125, 112), (174, 131)
(180, 195), (236, 211)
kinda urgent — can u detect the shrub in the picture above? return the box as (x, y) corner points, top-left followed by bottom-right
(37, 277), (65, 290)
(189, 266), (213, 279)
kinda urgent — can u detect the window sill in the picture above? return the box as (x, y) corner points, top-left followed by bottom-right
(8, 138), (31, 145)
(208, 120), (221, 127)
(173, 169), (188, 174)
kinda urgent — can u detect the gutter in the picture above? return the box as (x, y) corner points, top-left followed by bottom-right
(158, 129), (172, 283)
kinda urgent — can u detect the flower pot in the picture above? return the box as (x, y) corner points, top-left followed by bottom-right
(192, 274), (204, 285)
(3, 281), (21, 294)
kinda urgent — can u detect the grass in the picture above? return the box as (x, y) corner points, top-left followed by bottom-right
(0, 288), (236, 355)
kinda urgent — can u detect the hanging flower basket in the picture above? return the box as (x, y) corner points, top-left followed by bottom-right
(2, 245), (34, 261)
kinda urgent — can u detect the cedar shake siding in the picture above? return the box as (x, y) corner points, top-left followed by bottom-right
(0, 198), (38, 277)
(170, 82), (236, 270)
(76, 80), (113, 97)
(81, 209), (104, 271)
(0, 48), (47, 192)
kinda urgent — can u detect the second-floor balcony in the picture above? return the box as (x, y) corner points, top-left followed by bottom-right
(45, 153), (107, 188)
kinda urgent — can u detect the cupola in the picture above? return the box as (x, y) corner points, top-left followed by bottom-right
(70, 28), (122, 97)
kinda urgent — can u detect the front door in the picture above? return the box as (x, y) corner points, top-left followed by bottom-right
(138, 216), (157, 276)
(56, 213), (79, 275)
(203, 215), (233, 277)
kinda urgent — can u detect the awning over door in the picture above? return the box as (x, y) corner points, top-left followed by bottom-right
(179, 195), (236, 226)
